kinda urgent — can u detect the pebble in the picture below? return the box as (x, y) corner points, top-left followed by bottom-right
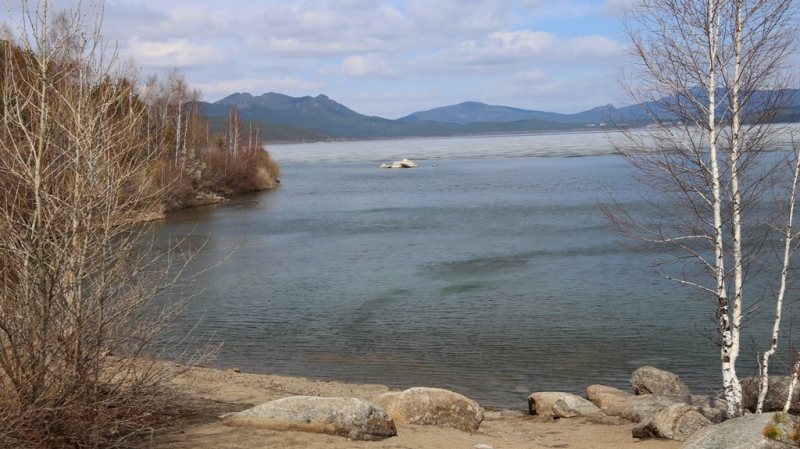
(473, 445), (493, 449)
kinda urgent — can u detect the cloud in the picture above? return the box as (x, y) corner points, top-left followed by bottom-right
(601, 0), (636, 17)
(249, 0), (412, 57)
(446, 31), (558, 67)
(127, 37), (228, 68)
(558, 35), (626, 60)
(337, 54), (397, 78)
(407, 0), (507, 37)
(513, 0), (596, 18)
(421, 30), (624, 72)
(512, 69), (549, 84)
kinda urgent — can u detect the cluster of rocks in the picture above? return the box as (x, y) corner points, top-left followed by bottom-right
(221, 367), (800, 447)
(529, 366), (800, 448)
(379, 158), (419, 169)
(222, 387), (483, 441)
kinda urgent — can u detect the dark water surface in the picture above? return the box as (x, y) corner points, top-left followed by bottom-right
(156, 143), (779, 408)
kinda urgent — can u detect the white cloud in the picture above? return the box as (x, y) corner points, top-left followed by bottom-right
(601, 0), (636, 17)
(255, 36), (391, 58)
(339, 54), (397, 78)
(558, 35), (626, 60)
(513, 69), (549, 84)
(249, 0), (412, 57)
(407, 0), (507, 36)
(446, 31), (558, 67)
(514, 0), (596, 18)
(422, 30), (624, 72)
(127, 37), (228, 68)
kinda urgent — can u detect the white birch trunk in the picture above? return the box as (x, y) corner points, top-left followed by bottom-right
(706, 0), (742, 418)
(758, 148), (800, 412)
(785, 359), (800, 413)
(727, 0), (745, 415)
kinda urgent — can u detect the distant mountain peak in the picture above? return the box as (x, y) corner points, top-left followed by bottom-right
(197, 89), (800, 143)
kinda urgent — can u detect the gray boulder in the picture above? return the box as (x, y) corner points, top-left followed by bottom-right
(586, 384), (676, 422)
(553, 395), (604, 418)
(528, 392), (603, 418)
(632, 403), (712, 442)
(742, 376), (800, 413)
(374, 387), (483, 432)
(222, 396), (396, 441)
(665, 394), (727, 424)
(528, 392), (570, 416)
(631, 366), (691, 396)
(680, 412), (797, 449)
(586, 384), (725, 423)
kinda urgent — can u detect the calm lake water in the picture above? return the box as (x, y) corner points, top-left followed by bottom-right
(155, 131), (785, 408)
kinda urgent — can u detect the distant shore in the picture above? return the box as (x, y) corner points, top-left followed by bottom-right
(154, 363), (679, 449)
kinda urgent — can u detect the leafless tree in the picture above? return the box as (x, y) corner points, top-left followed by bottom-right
(0, 1), (203, 446)
(609, 0), (796, 418)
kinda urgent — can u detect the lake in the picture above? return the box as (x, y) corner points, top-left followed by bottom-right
(155, 131), (783, 408)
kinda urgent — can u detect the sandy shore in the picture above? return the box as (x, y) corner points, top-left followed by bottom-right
(153, 364), (680, 449)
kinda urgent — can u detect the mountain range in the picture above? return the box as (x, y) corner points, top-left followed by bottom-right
(197, 90), (800, 143)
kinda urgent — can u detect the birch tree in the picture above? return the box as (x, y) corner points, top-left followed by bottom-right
(612, 0), (795, 418)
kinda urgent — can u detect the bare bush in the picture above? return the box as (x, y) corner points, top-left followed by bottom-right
(201, 109), (281, 196)
(0, 1), (201, 447)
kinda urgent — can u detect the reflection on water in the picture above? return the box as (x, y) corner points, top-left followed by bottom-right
(153, 135), (786, 408)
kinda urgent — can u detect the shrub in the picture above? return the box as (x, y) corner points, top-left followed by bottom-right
(764, 423), (785, 440)
(0, 3), (205, 447)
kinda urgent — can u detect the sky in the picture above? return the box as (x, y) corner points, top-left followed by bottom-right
(4, 0), (636, 118)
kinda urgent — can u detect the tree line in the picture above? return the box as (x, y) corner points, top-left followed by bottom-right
(141, 71), (281, 212)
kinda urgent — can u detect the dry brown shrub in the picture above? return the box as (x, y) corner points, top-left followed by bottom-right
(201, 146), (281, 196)
(0, 3), (210, 447)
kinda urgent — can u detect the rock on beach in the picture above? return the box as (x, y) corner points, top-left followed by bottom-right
(528, 392), (603, 418)
(222, 396), (397, 441)
(680, 412), (798, 449)
(631, 366), (691, 396)
(374, 387), (484, 432)
(741, 376), (800, 413)
(586, 384), (725, 424)
(632, 403), (711, 442)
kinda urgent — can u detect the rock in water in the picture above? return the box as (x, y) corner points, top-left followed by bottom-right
(374, 387), (484, 432)
(632, 403), (711, 442)
(680, 412), (797, 449)
(631, 366), (690, 396)
(380, 158), (419, 169)
(222, 396), (397, 441)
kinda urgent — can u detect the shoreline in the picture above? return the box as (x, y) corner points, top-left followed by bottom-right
(154, 363), (680, 449)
